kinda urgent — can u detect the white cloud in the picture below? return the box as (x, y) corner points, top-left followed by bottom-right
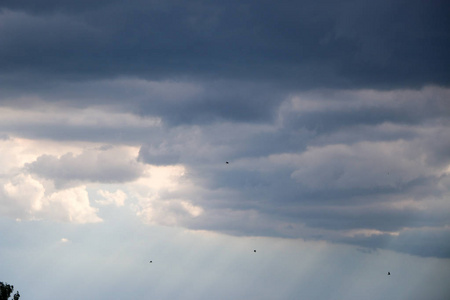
(0, 174), (45, 219)
(43, 186), (102, 223)
(130, 165), (204, 226)
(96, 189), (127, 206)
(137, 199), (204, 226)
(0, 137), (109, 223)
(0, 174), (101, 223)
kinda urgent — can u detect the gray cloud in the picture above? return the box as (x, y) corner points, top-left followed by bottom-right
(26, 147), (145, 188)
(1, 85), (447, 257)
(131, 87), (450, 257)
(340, 227), (450, 258)
(280, 87), (450, 134)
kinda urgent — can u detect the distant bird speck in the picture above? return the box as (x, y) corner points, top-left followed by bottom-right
(254, 250), (256, 252)
(388, 272), (390, 275)
(150, 261), (152, 263)
(226, 161), (229, 164)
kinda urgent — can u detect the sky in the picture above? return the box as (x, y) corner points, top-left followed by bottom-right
(0, 0), (450, 299)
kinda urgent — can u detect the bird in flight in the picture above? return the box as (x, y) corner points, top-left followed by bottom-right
(254, 250), (256, 252)
(149, 261), (153, 263)
(226, 161), (229, 164)
(387, 272), (390, 275)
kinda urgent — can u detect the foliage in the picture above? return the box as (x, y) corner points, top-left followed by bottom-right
(0, 282), (20, 300)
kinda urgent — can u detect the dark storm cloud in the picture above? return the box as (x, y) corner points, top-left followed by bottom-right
(1, 0), (449, 88)
(131, 80), (284, 125)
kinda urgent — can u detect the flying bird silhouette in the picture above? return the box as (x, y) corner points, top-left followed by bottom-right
(387, 272), (390, 275)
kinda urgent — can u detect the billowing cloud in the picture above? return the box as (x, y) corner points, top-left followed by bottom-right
(130, 165), (204, 226)
(42, 185), (102, 223)
(0, 174), (45, 220)
(0, 174), (101, 223)
(0, 137), (110, 223)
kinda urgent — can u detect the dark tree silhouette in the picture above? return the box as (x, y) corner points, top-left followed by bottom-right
(0, 282), (20, 300)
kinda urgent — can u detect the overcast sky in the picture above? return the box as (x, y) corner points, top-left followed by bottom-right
(1, 1), (450, 299)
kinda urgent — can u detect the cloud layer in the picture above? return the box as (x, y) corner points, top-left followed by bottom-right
(1, 0), (449, 258)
